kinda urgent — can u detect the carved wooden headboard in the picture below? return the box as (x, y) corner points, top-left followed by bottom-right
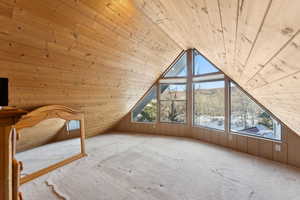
(16, 105), (83, 130)
(12, 105), (87, 200)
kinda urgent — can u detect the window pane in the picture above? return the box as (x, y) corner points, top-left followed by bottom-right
(160, 84), (186, 100)
(193, 49), (219, 75)
(230, 82), (281, 140)
(164, 52), (187, 77)
(132, 86), (157, 123)
(160, 84), (186, 123)
(160, 101), (186, 123)
(67, 120), (80, 131)
(193, 81), (225, 130)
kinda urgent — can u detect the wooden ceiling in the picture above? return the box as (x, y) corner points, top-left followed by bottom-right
(133, 0), (300, 134)
(0, 0), (300, 136)
(0, 0), (181, 137)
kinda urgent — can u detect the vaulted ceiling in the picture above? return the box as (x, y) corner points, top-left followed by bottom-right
(133, 0), (300, 135)
(0, 0), (181, 137)
(0, 0), (300, 136)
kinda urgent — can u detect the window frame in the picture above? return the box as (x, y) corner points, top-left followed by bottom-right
(192, 49), (222, 77)
(130, 49), (283, 142)
(67, 120), (81, 131)
(162, 51), (188, 78)
(228, 80), (282, 141)
(131, 85), (158, 124)
(192, 78), (226, 132)
(193, 71), (223, 78)
(159, 82), (188, 124)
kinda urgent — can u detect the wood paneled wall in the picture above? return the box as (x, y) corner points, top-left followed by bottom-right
(133, 0), (300, 135)
(1, 0), (300, 140)
(0, 0), (181, 137)
(115, 113), (300, 168)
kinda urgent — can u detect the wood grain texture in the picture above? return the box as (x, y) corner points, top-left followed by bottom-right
(11, 105), (87, 199)
(0, 127), (6, 200)
(115, 113), (300, 168)
(0, 110), (25, 200)
(0, 0), (299, 142)
(133, 0), (300, 135)
(15, 105), (85, 152)
(0, 0), (182, 137)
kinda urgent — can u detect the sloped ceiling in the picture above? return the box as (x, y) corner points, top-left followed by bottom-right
(133, 0), (300, 135)
(0, 0), (181, 137)
(1, 0), (300, 136)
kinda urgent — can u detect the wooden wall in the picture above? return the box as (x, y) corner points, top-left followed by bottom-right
(133, 0), (300, 135)
(1, 0), (300, 140)
(115, 113), (300, 168)
(0, 0), (181, 137)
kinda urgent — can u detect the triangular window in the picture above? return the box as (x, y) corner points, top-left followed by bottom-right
(132, 86), (157, 123)
(193, 49), (220, 75)
(130, 48), (282, 141)
(164, 51), (187, 77)
(230, 82), (281, 140)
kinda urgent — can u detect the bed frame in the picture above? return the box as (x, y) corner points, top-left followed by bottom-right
(12, 105), (87, 200)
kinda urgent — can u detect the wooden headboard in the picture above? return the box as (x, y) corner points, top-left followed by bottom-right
(15, 105), (85, 152)
(11, 105), (87, 200)
(16, 105), (83, 130)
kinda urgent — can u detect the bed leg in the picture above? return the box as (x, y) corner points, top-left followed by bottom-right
(13, 160), (22, 200)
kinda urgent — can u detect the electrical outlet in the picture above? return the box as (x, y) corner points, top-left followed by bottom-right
(275, 144), (281, 152)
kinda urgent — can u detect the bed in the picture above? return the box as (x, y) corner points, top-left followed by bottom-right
(11, 105), (87, 200)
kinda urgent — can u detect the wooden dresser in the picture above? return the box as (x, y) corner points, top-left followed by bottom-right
(0, 109), (27, 200)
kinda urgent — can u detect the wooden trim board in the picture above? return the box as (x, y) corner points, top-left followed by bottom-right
(20, 153), (87, 185)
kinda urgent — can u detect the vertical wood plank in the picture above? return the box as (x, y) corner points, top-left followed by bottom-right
(287, 128), (300, 167)
(227, 133), (237, 149)
(259, 140), (273, 160)
(273, 142), (288, 164)
(236, 135), (248, 153)
(0, 126), (5, 200)
(247, 137), (259, 156)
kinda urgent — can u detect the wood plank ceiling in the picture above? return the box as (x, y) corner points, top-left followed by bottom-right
(133, 0), (300, 135)
(0, 0), (181, 137)
(0, 0), (300, 136)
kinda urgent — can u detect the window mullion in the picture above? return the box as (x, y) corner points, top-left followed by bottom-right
(158, 83), (161, 123)
(225, 76), (230, 134)
(157, 82), (160, 124)
(187, 49), (194, 128)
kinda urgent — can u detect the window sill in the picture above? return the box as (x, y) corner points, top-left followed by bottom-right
(229, 131), (283, 143)
(131, 121), (157, 124)
(159, 121), (187, 125)
(192, 125), (225, 133)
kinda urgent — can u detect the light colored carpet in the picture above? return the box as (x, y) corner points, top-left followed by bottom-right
(21, 133), (300, 200)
